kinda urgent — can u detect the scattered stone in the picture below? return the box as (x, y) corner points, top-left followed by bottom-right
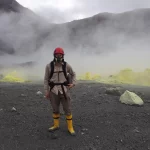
(96, 136), (99, 139)
(105, 87), (122, 96)
(0, 108), (3, 111)
(11, 107), (17, 112)
(81, 128), (88, 131)
(133, 127), (140, 133)
(81, 128), (88, 135)
(36, 91), (43, 95)
(119, 90), (144, 106)
(20, 94), (27, 97)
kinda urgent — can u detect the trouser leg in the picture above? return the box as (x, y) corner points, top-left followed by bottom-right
(48, 92), (60, 132)
(59, 91), (76, 136)
(49, 91), (60, 114)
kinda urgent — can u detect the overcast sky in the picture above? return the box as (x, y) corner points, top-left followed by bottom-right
(17, 0), (150, 23)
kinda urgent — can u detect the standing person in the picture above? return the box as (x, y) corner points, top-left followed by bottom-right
(44, 47), (76, 136)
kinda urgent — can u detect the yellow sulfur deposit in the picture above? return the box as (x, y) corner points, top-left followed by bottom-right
(111, 68), (150, 86)
(1, 68), (150, 86)
(0, 71), (26, 83)
(115, 68), (135, 83)
(77, 68), (150, 87)
(79, 72), (101, 81)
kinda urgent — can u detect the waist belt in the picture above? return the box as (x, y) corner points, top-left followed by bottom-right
(48, 81), (69, 99)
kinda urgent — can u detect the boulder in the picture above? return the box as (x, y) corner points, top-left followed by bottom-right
(119, 90), (144, 106)
(105, 87), (122, 96)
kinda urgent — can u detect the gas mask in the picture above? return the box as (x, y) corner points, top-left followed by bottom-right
(54, 54), (64, 63)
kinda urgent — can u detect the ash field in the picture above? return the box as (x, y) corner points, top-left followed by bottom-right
(0, 81), (150, 150)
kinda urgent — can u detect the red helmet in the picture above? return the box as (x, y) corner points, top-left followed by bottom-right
(54, 47), (64, 55)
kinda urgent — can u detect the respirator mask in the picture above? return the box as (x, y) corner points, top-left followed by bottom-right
(54, 54), (64, 63)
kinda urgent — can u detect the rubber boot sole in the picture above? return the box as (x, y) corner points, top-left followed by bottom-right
(48, 127), (60, 132)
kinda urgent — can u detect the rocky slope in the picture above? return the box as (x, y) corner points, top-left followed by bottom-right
(0, 0), (51, 56)
(0, 0), (23, 12)
(0, 1), (150, 58)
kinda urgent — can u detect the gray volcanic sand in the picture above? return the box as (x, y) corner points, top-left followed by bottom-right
(0, 81), (150, 150)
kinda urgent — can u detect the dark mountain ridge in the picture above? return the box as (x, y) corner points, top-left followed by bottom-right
(0, 0), (150, 56)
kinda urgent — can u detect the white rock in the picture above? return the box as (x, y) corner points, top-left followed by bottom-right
(36, 91), (42, 95)
(119, 90), (144, 106)
(133, 127), (140, 133)
(11, 107), (17, 111)
(21, 94), (26, 97)
(82, 128), (88, 131)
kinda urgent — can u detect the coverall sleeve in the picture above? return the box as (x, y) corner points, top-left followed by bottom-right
(44, 64), (50, 91)
(67, 63), (77, 85)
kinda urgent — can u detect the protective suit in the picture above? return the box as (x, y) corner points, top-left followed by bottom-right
(44, 47), (76, 136)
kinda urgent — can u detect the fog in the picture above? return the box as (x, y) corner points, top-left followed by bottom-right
(17, 0), (150, 23)
(0, 7), (150, 81)
(0, 10), (51, 55)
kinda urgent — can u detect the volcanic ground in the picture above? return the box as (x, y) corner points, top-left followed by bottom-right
(0, 81), (150, 150)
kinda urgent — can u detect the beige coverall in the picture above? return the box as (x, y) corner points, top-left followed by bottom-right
(44, 61), (76, 115)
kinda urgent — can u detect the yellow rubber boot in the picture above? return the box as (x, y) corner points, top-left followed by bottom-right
(48, 113), (60, 132)
(66, 114), (76, 136)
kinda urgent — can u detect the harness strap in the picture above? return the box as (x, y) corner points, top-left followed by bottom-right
(49, 82), (68, 100)
(48, 61), (69, 100)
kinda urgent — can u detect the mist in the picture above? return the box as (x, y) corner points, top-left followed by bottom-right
(0, 47), (150, 81)
(0, 5), (150, 81)
(17, 0), (150, 23)
(0, 9), (51, 56)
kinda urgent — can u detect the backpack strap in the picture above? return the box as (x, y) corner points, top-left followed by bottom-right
(62, 61), (68, 81)
(49, 61), (54, 80)
(49, 61), (68, 81)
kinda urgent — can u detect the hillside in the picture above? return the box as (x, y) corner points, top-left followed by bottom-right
(0, 1), (150, 61)
(50, 8), (150, 54)
(0, 0), (23, 12)
(0, 0), (51, 56)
